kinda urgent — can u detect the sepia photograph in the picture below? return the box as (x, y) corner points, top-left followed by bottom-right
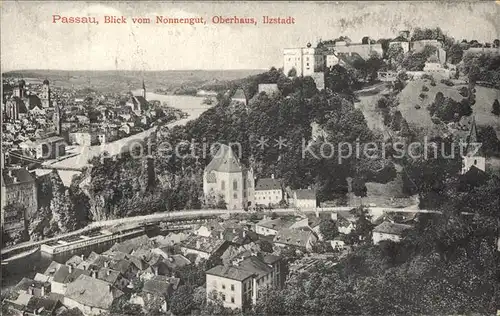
(1, 1), (499, 315)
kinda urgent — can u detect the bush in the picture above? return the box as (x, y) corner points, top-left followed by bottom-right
(419, 93), (427, 100)
(430, 81), (436, 86)
(422, 85), (429, 92)
(415, 104), (421, 109)
(421, 74), (434, 81)
(440, 78), (454, 86)
(459, 86), (469, 97)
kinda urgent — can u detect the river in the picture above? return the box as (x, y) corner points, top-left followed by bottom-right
(0, 93), (211, 290)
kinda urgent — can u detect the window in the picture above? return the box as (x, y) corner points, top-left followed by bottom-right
(233, 180), (238, 190)
(231, 284), (235, 291)
(221, 181), (225, 190)
(222, 284), (226, 290)
(244, 191), (247, 198)
(221, 294), (226, 301)
(231, 296), (235, 303)
(233, 193), (237, 199)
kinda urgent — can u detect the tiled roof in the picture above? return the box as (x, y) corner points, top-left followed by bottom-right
(273, 228), (314, 248)
(181, 236), (226, 254)
(205, 144), (242, 173)
(238, 256), (272, 279)
(206, 265), (254, 281)
(256, 218), (294, 231)
(255, 178), (282, 191)
(65, 274), (124, 310)
(109, 259), (134, 274)
(373, 221), (412, 235)
(52, 265), (91, 284)
(25, 296), (60, 314)
(109, 235), (154, 254)
(96, 268), (121, 284)
(295, 189), (316, 200)
(163, 254), (191, 269)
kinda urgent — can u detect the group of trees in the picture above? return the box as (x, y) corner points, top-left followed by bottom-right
(427, 91), (473, 122)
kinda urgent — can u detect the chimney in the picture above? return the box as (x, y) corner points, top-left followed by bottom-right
(81, 254), (85, 260)
(232, 228), (236, 234)
(242, 230), (246, 238)
(107, 284), (112, 292)
(12, 176), (18, 183)
(107, 269), (111, 276)
(219, 231), (223, 239)
(104, 261), (109, 268)
(153, 266), (159, 276)
(28, 285), (34, 295)
(91, 270), (97, 278)
(271, 174), (274, 179)
(196, 240), (201, 249)
(68, 264), (73, 273)
(41, 286), (45, 296)
(8, 169), (13, 177)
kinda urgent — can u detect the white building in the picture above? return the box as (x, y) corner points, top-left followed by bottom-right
(291, 189), (317, 209)
(255, 218), (294, 236)
(254, 176), (283, 207)
(372, 221), (412, 244)
(203, 144), (254, 210)
(283, 43), (323, 77)
(205, 253), (282, 309)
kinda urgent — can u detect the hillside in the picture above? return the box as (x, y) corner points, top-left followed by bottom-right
(397, 78), (500, 136)
(2, 69), (265, 94)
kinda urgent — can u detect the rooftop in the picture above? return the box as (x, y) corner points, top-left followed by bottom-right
(255, 178), (282, 191)
(65, 274), (124, 310)
(273, 228), (315, 248)
(373, 221), (412, 235)
(182, 235), (227, 254)
(256, 218), (294, 231)
(205, 144), (242, 173)
(206, 265), (254, 281)
(2, 167), (35, 186)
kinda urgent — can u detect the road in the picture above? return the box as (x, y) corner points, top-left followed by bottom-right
(2, 206), (437, 256)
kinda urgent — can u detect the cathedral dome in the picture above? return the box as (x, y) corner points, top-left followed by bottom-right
(19, 79), (26, 87)
(43, 79), (49, 85)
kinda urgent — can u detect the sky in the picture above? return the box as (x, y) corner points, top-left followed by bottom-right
(1, 1), (499, 71)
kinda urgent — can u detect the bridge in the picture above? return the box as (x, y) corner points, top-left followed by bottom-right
(377, 71), (398, 82)
(1, 206), (440, 258)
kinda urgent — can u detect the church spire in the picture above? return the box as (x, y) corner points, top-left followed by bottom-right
(142, 79), (146, 99)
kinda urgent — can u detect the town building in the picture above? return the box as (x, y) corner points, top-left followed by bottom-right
(372, 221), (412, 244)
(283, 43), (324, 77)
(255, 217), (294, 236)
(1, 167), (37, 230)
(205, 253), (283, 309)
(254, 176), (283, 207)
(273, 228), (318, 252)
(203, 144), (255, 210)
(180, 235), (229, 263)
(290, 189), (317, 209)
(63, 274), (124, 316)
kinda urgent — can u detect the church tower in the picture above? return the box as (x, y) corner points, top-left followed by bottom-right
(53, 102), (61, 135)
(141, 80), (146, 100)
(41, 79), (51, 108)
(461, 116), (485, 174)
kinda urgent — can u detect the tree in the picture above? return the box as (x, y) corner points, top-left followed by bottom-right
(387, 45), (404, 69)
(346, 206), (373, 244)
(319, 219), (338, 241)
(448, 44), (464, 64)
(287, 67), (297, 77)
(169, 285), (194, 315)
(492, 99), (500, 116)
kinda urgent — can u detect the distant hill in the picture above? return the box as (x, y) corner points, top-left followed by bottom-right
(2, 69), (266, 94)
